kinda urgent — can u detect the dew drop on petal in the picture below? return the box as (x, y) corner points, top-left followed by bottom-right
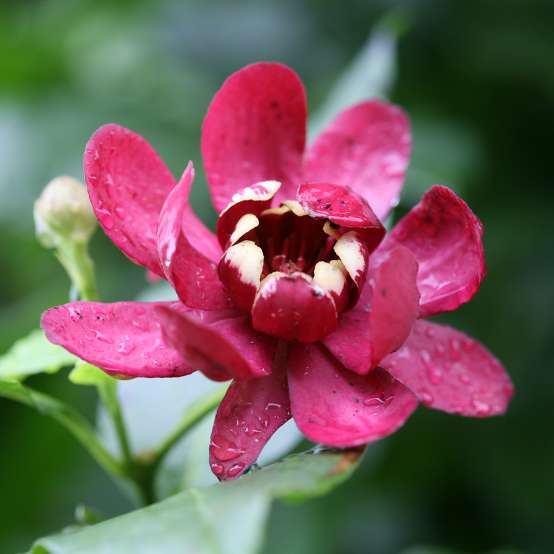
(227, 463), (245, 478)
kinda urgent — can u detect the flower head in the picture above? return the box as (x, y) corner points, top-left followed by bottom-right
(41, 63), (513, 480)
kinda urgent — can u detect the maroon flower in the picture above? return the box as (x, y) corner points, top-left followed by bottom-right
(42, 63), (513, 480)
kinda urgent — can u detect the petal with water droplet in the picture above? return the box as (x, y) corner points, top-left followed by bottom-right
(381, 185), (485, 318)
(85, 124), (176, 277)
(288, 343), (417, 447)
(210, 369), (290, 480)
(41, 301), (194, 377)
(305, 100), (411, 221)
(380, 320), (514, 417)
(202, 63), (306, 211)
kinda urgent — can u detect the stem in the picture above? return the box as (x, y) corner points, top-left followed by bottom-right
(56, 240), (98, 301)
(149, 385), (228, 471)
(98, 380), (133, 466)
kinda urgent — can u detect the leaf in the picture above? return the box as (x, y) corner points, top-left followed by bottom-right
(0, 328), (76, 380)
(30, 447), (364, 554)
(309, 11), (408, 140)
(69, 362), (114, 387)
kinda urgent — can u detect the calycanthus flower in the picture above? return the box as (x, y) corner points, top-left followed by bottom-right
(42, 63), (513, 480)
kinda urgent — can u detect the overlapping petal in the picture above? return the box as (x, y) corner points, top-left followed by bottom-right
(381, 320), (514, 417)
(288, 343), (418, 447)
(41, 301), (193, 377)
(202, 63), (306, 211)
(84, 124), (176, 277)
(324, 246), (419, 374)
(251, 272), (338, 342)
(210, 370), (290, 480)
(305, 100), (411, 221)
(157, 163), (231, 310)
(383, 185), (485, 318)
(158, 306), (276, 380)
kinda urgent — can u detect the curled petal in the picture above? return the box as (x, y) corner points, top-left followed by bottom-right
(41, 302), (193, 377)
(210, 370), (291, 480)
(157, 163), (231, 310)
(324, 246), (420, 374)
(384, 185), (485, 318)
(381, 320), (514, 417)
(202, 62), (306, 211)
(288, 343), (417, 447)
(305, 100), (411, 221)
(216, 180), (281, 248)
(218, 240), (264, 311)
(297, 182), (385, 252)
(333, 231), (370, 290)
(313, 260), (349, 313)
(251, 272), (338, 343)
(157, 306), (276, 380)
(85, 124), (176, 277)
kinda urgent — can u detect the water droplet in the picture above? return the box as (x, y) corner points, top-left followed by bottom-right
(210, 435), (244, 462)
(363, 397), (385, 408)
(211, 463), (224, 476)
(471, 398), (491, 415)
(265, 402), (282, 411)
(420, 390), (434, 405)
(117, 336), (135, 354)
(427, 367), (443, 385)
(68, 306), (82, 322)
(227, 463), (245, 478)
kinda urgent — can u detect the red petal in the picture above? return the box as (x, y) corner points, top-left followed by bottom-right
(85, 124), (176, 277)
(41, 302), (193, 377)
(218, 241), (264, 311)
(216, 180), (280, 249)
(251, 272), (338, 342)
(297, 182), (385, 252)
(323, 246), (419, 374)
(157, 306), (276, 380)
(384, 185), (485, 318)
(210, 370), (290, 480)
(288, 343), (417, 447)
(202, 63), (306, 212)
(157, 163), (231, 310)
(381, 320), (514, 417)
(305, 100), (410, 221)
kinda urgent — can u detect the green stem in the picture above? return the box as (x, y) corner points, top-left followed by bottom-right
(149, 385), (228, 472)
(56, 240), (98, 301)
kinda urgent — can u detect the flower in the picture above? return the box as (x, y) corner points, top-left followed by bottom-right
(41, 63), (513, 480)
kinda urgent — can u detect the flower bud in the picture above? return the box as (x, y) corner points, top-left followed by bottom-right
(34, 176), (96, 248)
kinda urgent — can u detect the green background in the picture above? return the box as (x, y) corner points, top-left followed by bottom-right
(1, 0), (553, 552)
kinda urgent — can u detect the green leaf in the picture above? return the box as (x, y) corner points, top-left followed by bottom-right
(309, 11), (408, 140)
(30, 447), (364, 554)
(0, 328), (76, 380)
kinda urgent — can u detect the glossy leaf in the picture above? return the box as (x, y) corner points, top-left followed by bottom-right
(29, 448), (364, 554)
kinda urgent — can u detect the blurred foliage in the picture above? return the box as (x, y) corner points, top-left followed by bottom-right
(1, 0), (554, 553)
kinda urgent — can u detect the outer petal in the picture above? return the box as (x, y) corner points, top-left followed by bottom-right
(251, 272), (338, 342)
(323, 246), (419, 374)
(202, 63), (306, 211)
(157, 162), (231, 310)
(305, 100), (410, 221)
(383, 185), (485, 318)
(210, 370), (290, 480)
(157, 306), (276, 380)
(41, 302), (193, 377)
(380, 320), (514, 417)
(288, 343), (417, 447)
(85, 124), (176, 277)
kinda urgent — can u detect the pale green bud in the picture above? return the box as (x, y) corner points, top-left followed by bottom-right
(34, 176), (96, 248)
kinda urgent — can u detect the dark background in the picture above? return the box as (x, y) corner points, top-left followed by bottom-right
(1, 0), (553, 552)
